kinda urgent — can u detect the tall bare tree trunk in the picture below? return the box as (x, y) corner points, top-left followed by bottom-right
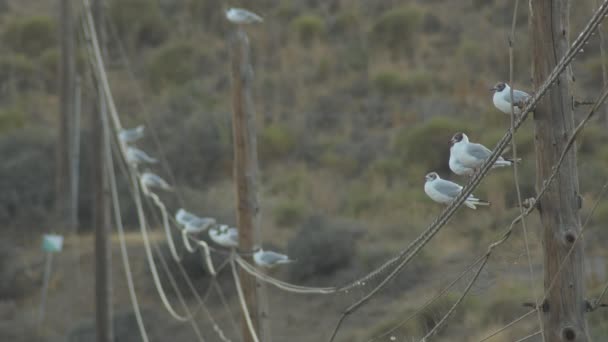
(531, 0), (589, 340)
(230, 28), (271, 342)
(57, 0), (75, 225)
(91, 0), (113, 341)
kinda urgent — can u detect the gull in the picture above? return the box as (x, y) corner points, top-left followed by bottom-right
(126, 146), (158, 165)
(225, 8), (263, 24)
(490, 82), (531, 115)
(424, 172), (490, 209)
(253, 249), (295, 268)
(139, 172), (172, 192)
(175, 208), (199, 225)
(184, 217), (216, 234)
(209, 225), (239, 248)
(118, 125), (144, 144)
(449, 132), (518, 175)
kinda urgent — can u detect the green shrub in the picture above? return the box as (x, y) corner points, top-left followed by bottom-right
(371, 6), (424, 52)
(273, 200), (306, 227)
(146, 41), (209, 90)
(3, 16), (57, 57)
(109, 0), (169, 49)
(290, 14), (325, 44)
(333, 9), (359, 35)
(0, 107), (25, 133)
(259, 124), (296, 160)
(0, 54), (37, 91)
(394, 117), (465, 174)
(287, 215), (358, 281)
(373, 70), (433, 95)
(373, 71), (408, 94)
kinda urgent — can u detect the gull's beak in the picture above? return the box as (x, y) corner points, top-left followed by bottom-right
(489, 87), (496, 92)
(448, 139), (454, 146)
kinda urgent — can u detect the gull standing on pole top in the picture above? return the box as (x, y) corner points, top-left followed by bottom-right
(118, 125), (144, 144)
(225, 8), (263, 24)
(490, 82), (531, 115)
(449, 132), (519, 176)
(424, 172), (490, 209)
(209, 225), (239, 248)
(139, 172), (172, 192)
(126, 147), (158, 165)
(253, 249), (295, 268)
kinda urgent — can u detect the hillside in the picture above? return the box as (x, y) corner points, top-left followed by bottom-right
(2, 0), (608, 341)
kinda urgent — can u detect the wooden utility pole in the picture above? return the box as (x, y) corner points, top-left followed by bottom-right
(91, 0), (113, 341)
(57, 0), (75, 225)
(230, 29), (271, 342)
(69, 76), (82, 232)
(531, 0), (589, 340)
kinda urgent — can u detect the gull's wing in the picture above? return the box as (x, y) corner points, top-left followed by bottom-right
(502, 89), (531, 105)
(260, 251), (288, 264)
(465, 143), (492, 161)
(434, 179), (463, 198)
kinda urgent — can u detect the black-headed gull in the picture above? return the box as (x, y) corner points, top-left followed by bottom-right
(491, 82), (531, 115)
(449, 132), (518, 176)
(209, 225), (239, 248)
(253, 249), (295, 268)
(225, 8), (263, 24)
(424, 172), (490, 209)
(118, 125), (144, 144)
(126, 147), (157, 165)
(139, 172), (172, 192)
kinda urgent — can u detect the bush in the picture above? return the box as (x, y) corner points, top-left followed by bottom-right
(0, 54), (38, 91)
(147, 41), (209, 90)
(394, 117), (465, 175)
(373, 70), (433, 95)
(259, 124), (296, 161)
(290, 14), (325, 45)
(373, 71), (408, 94)
(0, 241), (36, 298)
(0, 128), (54, 226)
(273, 200), (307, 227)
(109, 0), (169, 49)
(0, 107), (25, 133)
(371, 6), (424, 53)
(287, 215), (358, 281)
(3, 16), (57, 57)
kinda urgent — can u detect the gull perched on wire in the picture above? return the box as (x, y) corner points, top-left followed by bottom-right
(490, 82), (531, 115)
(424, 172), (490, 209)
(139, 172), (172, 192)
(449, 132), (518, 176)
(253, 249), (295, 268)
(175, 209), (215, 233)
(126, 146), (158, 165)
(118, 125), (144, 144)
(175, 208), (199, 225)
(225, 8), (263, 24)
(209, 225), (239, 248)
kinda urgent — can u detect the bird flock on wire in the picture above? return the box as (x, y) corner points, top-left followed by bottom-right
(117, 8), (532, 273)
(425, 81), (530, 209)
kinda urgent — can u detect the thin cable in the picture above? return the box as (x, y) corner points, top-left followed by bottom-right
(152, 241), (207, 342)
(230, 256), (261, 342)
(235, 255), (337, 294)
(514, 330), (542, 342)
(419, 256), (490, 341)
(367, 255), (487, 342)
(141, 189), (181, 262)
(507, 1), (545, 340)
(105, 119), (150, 342)
(476, 309), (537, 342)
(105, 15), (186, 207)
(328, 6), (608, 337)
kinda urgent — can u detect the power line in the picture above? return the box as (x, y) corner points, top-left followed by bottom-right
(507, 1), (545, 340)
(327, 3), (608, 340)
